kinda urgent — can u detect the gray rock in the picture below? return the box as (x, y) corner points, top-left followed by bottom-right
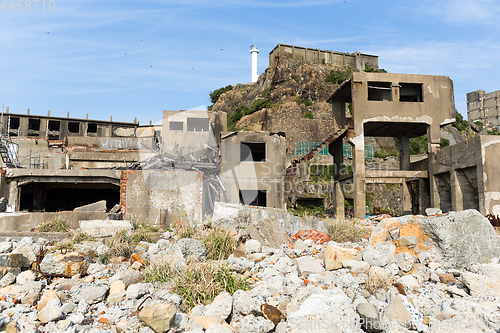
(399, 235), (418, 247)
(80, 285), (109, 304)
(461, 271), (500, 297)
(123, 272), (143, 288)
(171, 238), (206, 261)
(342, 260), (370, 274)
(396, 252), (415, 273)
(126, 283), (151, 299)
(203, 292), (233, 322)
(0, 253), (24, 268)
(239, 314), (274, 333)
(79, 220), (134, 237)
(88, 263), (106, 275)
(67, 313), (85, 324)
(0, 272), (15, 287)
(356, 302), (381, 332)
(138, 303), (177, 333)
(228, 254), (255, 273)
(296, 256), (325, 278)
(363, 242), (396, 267)
(60, 302), (77, 315)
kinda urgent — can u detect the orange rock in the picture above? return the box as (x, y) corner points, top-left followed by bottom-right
(99, 318), (107, 324)
(291, 230), (330, 245)
(130, 252), (148, 266)
(303, 279), (310, 285)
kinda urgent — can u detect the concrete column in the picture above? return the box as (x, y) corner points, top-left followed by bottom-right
(19, 118), (28, 137)
(427, 125), (440, 154)
(8, 180), (18, 212)
(450, 170), (463, 211)
(418, 179), (427, 215)
(352, 136), (366, 219)
(399, 135), (410, 170)
(330, 140), (344, 181)
(402, 181), (412, 215)
(428, 153), (440, 209)
(335, 181), (345, 220)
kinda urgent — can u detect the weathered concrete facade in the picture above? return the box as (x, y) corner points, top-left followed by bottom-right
(1, 110), (138, 140)
(430, 135), (500, 216)
(220, 131), (286, 209)
(467, 89), (500, 130)
(269, 44), (379, 71)
(327, 72), (456, 218)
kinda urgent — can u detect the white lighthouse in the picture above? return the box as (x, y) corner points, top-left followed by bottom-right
(250, 45), (259, 83)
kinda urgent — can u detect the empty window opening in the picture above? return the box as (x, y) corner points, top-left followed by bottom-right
(28, 118), (40, 131)
(154, 130), (162, 146)
(9, 117), (20, 130)
(400, 83), (423, 102)
(368, 82), (392, 101)
(48, 120), (60, 132)
(68, 122), (80, 133)
(169, 121), (184, 131)
(187, 118), (210, 132)
(240, 142), (266, 162)
(239, 190), (267, 207)
(87, 123), (98, 134)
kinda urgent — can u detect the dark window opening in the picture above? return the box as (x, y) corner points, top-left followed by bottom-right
(400, 83), (423, 102)
(19, 182), (119, 212)
(368, 82), (392, 101)
(169, 121), (184, 131)
(187, 118), (210, 132)
(9, 117), (20, 129)
(68, 122), (80, 133)
(48, 120), (60, 132)
(28, 118), (40, 131)
(154, 130), (162, 147)
(87, 123), (98, 133)
(239, 190), (267, 207)
(240, 142), (266, 162)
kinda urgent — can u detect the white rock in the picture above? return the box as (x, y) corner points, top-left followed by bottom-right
(0, 242), (12, 253)
(296, 256), (325, 278)
(239, 314), (274, 333)
(363, 242), (396, 267)
(342, 260), (370, 274)
(16, 270), (36, 284)
(245, 240), (262, 254)
(37, 305), (63, 323)
(0, 272), (16, 287)
(126, 283), (151, 299)
(399, 275), (420, 290)
(203, 292), (233, 322)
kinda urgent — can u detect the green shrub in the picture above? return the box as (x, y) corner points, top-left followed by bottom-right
(410, 135), (428, 155)
(291, 74), (299, 82)
(303, 98), (312, 106)
(475, 121), (484, 130)
(303, 111), (314, 119)
(440, 138), (450, 148)
(326, 67), (352, 84)
(452, 111), (470, 132)
(209, 85), (233, 105)
(364, 63), (387, 73)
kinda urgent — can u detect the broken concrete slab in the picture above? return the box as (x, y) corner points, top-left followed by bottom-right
(79, 220), (134, 237)
(247, 217), (290, 249)
(73, 200), (107, 213)
(212, 202), (330, 235)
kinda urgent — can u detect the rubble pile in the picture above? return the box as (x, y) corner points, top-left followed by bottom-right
(0, 209), (498, 332)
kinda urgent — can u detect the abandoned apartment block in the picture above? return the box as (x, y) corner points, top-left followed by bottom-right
(467, 89), (500, 131)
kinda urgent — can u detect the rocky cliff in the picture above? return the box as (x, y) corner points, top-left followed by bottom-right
(211, 58), (347, 153)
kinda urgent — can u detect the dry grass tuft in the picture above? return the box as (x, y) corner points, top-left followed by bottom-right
(144, 260), (250, 312)
(38, 217), (69, 232)
(327, 218), (367, 243)
(202, 228), (237, 260)
(365, 273), (392, 294)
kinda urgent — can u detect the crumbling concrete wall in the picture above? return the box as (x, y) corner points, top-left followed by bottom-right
(0, 211), (107, 232)
(122, 170), (203, 227)
(220, 131), (286, 209)
(431, 135), (500, 216)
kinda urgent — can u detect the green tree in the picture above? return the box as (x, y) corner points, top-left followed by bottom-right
(209, 85), (233, 105)
(364, 63), (387, 73)
(326, 67), (352, 84)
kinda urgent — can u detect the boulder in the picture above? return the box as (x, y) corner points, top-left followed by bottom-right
(324, 245), (359, 270)
(39, 251), (89, 277)
(139, 303), (177, 333)
(239, 314), (274, 333)
(80, 285), (109, 304)
(369, 210), (500, 269)
(296, 256), (325, 278)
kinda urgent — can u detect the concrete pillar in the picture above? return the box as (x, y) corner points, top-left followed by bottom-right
(8, 180), (18, 212)
(418, 179), (427, 215)
(19, 118), (28, 137)
(352, 136), (366, 219)
(428, 152), (440, 209)
(402, 181), (412, 215)
(450, 170), (463, 211)
(330, 140), (344, 181)
(399, 135), (410, 170)
(335, 181), (345, 220)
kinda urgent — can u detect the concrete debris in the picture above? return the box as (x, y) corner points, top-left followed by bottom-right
(73, 200), (107, 212)
(0, 209), (495, 332)
(79, 220), (134, 237)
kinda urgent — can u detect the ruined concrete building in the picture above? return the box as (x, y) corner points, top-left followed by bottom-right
(269, 44), (379, 72)
(327, 72), (456, 218)
(467, 89), (500, 130)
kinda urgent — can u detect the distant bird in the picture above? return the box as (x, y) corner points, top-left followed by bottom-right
(220, 49), (223, 51)
(47, 32), (49, 34)
(151, 65), (153, 68)
(140, 40), (143, 41)
(125, 53), (127, 55)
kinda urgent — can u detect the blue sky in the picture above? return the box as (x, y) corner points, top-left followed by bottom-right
(1, 0), (500, 125)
